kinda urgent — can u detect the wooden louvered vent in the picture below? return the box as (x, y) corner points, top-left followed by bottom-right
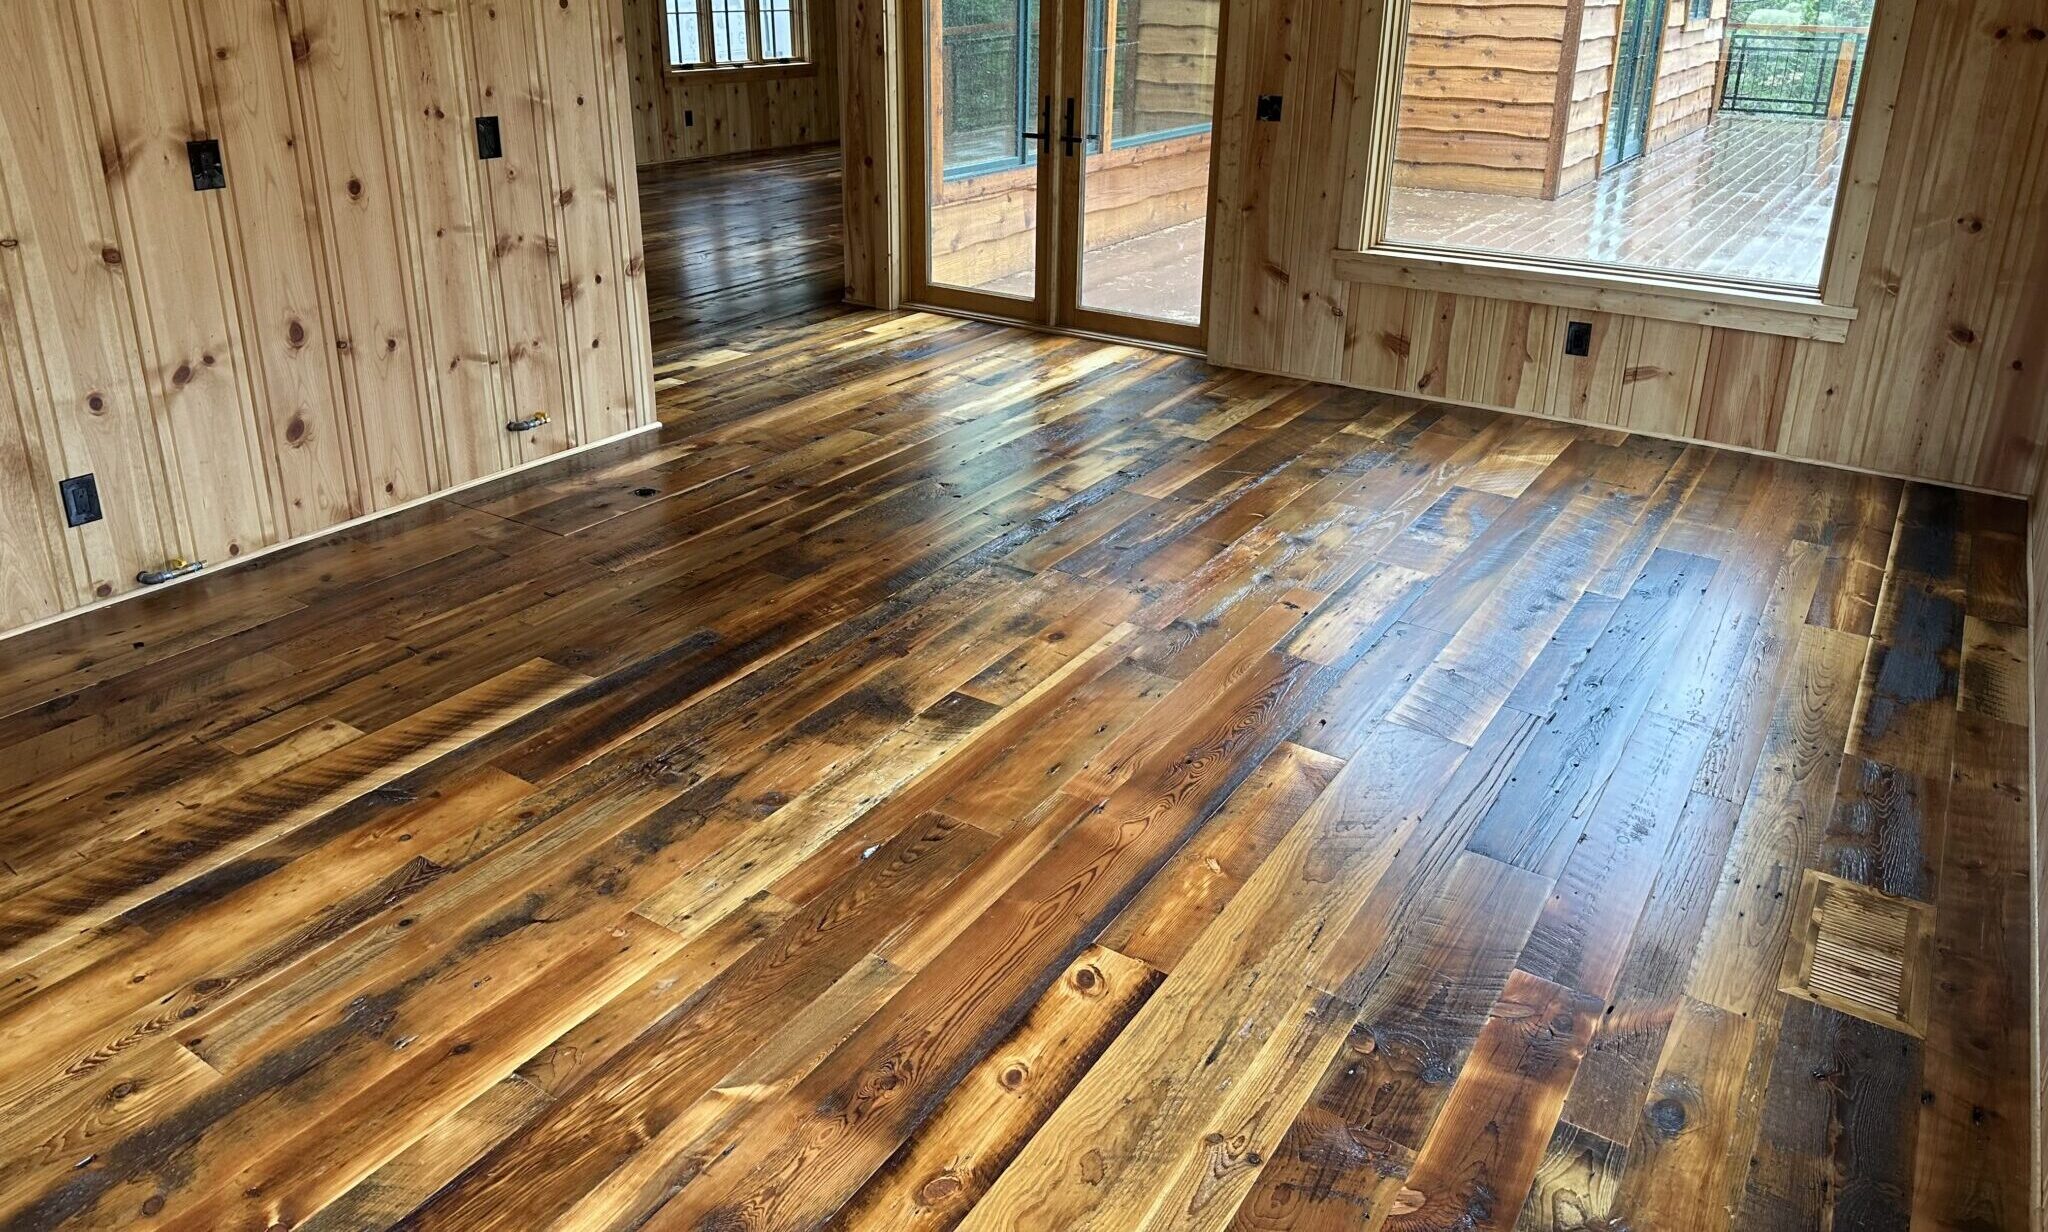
(1777, 869), (1933, 1038)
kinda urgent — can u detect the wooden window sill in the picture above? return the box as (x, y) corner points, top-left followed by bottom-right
(1331, 246), (1857, 343)
(668, 60), (816, 84)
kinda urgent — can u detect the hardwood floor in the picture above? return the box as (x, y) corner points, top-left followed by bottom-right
(0, 309), (2031, 1231)
(640, 143), (847, 362)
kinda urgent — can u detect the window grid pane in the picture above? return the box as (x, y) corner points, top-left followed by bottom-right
(709, 0), (748, 62)
(666, 0), (702, 65)
(759, 0), (797, 58)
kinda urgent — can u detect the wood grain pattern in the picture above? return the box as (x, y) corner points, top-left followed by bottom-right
(1391, 0), (1722, 201)
(1200, 0), (2048, 496)
(0, 0), (656, 637)
(621, 0), (841, 166)
(0, 307), (2029, 1231)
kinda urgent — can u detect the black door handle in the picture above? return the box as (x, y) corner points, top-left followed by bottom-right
(1021, 95), (1052, 150)
(1059, 97), (1097, 155)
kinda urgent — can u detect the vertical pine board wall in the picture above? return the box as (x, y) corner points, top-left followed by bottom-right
(0, 0), (655, 636)
(837, 0), (898, 309)
(0, 9), (176, 621)
(1200, 0), (2048, 495)
(621, 0), (842, 166)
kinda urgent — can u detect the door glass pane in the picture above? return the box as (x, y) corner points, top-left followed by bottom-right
(1380, 0), (1872, 289)
(1074, 0), (1219, 325)
(928, 0), (1040, 299)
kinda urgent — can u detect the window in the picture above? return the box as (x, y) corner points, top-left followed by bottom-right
(1331, 0), (1910, 337)
(666, 0), (805, 69)
(936, 0), (1212, 180)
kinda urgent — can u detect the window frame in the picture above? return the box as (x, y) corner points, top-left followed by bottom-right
(665, 0), (812, 76)
(1329, 0), (1917, 342)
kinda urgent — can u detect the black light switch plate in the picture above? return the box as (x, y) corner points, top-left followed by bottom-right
(60, 474), (102, 528)
(187, 139), (225, 192)
(475, 116), (503, 160)
(1564, 320), (1594, 356)
(1256, 95), (1284, 122)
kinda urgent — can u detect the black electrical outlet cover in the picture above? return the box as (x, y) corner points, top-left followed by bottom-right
(187, 139), (226, 192)
(60, 473), (103, 528)
(1256, 95), (1284, 122)
(685, 109), (695, 127)
(475, 116), (504, 161)
(1564, 320), (1594, 357)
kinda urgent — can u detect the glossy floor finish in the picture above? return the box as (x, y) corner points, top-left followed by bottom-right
(1388, 115), (1851, 287)
(640, 143), (846, 361)
(0, 310), (2032, 1231)
(984, 219), (1210, 327)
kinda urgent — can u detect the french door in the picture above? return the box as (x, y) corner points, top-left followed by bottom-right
(1603, 0), (1665, 169)
(903, 0), (1221, 348)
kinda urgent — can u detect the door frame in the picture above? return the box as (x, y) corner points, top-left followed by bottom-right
(895, 0), (1220, 350)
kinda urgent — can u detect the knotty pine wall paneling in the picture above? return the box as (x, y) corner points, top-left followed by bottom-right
(547, 0), (657, 447)
(0, 6), (178, 624)
(293, 0), (442, 510)
(471, 0), (571, 460)
(838, 0), (899, 308)
(1202, 0), (2048, 495)
(0, 0), (655, 638)
(387, 1), (518, 487)
(87, 0), (285, 571)
(211, 0), (367, 540)
(622, 0), (842, 166)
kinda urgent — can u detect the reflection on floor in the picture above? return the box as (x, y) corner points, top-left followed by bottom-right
(639, 143), (845, 361)
(985, 218), (1209, 325)
(1389, 114), (1850, 286)
(0, 307), (2026, 1230)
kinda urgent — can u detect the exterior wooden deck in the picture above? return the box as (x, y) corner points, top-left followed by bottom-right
(0, 295), (2027, 1229)
(1388, 113), (1852, 286)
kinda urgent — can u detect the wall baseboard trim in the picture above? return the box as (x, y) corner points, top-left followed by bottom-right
(1, 421), (662, 647)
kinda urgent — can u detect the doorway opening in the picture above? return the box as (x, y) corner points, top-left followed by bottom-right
(628, 0), (849, 362)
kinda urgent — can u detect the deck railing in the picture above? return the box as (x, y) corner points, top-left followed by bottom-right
(1719, 25), (1868, 119)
